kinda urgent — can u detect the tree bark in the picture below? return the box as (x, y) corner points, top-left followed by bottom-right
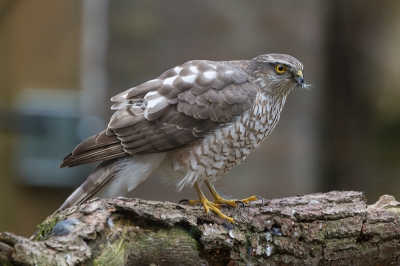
(1, 191), (400, 266)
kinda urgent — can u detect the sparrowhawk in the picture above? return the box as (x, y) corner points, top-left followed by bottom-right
(58, 53), (308, 223)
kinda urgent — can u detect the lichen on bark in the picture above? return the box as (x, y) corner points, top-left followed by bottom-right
(2, 191), (400, 265)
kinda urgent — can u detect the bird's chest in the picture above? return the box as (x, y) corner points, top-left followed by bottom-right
(217, 95), (285, 172)
(182, 94), (285, 180)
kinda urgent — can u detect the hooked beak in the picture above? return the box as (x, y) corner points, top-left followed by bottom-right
(295, 70), (304, 86)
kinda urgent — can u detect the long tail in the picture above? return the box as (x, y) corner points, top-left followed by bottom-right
(30, 159), (119, 240)
(58, 159), (119, 211)
(31, 153), (167, 240)
(60, 152), (167, 210)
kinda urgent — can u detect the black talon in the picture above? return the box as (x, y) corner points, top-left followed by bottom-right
(254, 195), (265, 204)
(255, 195), (263, 201)
(179, 199), (189, 204)
(235, 200), (246, 207)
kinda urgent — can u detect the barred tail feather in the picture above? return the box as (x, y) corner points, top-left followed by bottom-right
(59, 153), (167, 211)
(58, 159), (119, 211)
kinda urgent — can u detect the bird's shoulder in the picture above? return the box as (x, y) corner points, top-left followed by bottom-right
(109, 59), (258, 127)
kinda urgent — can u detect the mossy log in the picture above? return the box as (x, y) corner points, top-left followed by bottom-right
(1, 191), (400, 265)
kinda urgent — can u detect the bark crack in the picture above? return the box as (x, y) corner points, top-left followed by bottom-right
(2, 191), (400, 266)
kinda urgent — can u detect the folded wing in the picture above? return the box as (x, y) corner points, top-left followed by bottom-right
(61, 60), (257, 168)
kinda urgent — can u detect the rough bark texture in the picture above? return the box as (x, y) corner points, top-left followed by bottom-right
(1, 191), (400, 265)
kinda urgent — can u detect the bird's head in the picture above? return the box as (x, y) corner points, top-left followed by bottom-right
(250, 54), (310, 96)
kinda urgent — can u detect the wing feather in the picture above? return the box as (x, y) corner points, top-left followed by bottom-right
(61, 60), (257, 168)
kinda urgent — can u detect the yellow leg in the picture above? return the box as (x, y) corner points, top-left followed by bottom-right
(181, 181), (260, 223)
(204, 180), (259, 206)
(191, 182), (235, 223)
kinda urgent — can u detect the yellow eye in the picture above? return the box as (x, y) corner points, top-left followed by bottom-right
(275, 65), (287, 74)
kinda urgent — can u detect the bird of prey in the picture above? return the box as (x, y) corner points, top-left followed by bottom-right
(58, 54), (308, 223)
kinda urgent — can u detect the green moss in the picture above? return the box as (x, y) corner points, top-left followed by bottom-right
(94, 239), (128, 266)
(34, 213), (64, 241)
(384, 206), (400, 215)
(92, 224), (201, 265)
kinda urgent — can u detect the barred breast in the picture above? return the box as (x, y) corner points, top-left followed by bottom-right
(168, 92), (287, 189)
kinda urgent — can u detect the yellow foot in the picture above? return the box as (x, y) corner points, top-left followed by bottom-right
(204, 180), (260, 206)
(239, 195), (260, 204)
(179, 181), (262, 223)
(179, 183), (236, 223)
(180, 196), (234, 223)
(200, 197), (235, 224)
(213, 195), (260, 207)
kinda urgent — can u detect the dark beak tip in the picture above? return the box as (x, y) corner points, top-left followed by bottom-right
(296, 77), (304, 86)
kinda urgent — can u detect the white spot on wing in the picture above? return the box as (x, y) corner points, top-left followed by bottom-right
(204, 70), (217, 79)
(182, 74), (197, 84)
(144, 91), (157, 98)
(111, 101), (130, 110)
(226, 70), (233, 74)
(163, 76), (177, 86)
(111, 89), (133, 102)
(144, 91), (165, 108)
(174, 66), (183, 74)
(189, 66), (199, 73)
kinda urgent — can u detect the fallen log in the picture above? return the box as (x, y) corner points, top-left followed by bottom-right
(1, 191), (400, 265)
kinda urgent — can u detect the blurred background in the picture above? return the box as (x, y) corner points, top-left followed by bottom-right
(1, 0), (400, 237)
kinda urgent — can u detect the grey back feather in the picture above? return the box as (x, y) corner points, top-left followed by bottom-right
(61, 59), (257, 167)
